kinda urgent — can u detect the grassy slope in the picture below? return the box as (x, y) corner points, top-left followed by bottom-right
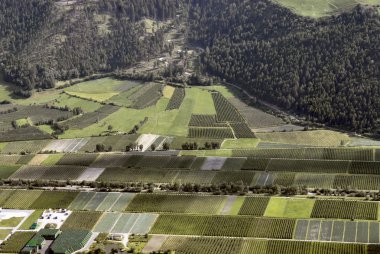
(53, 93), (103, 113)
(256, 130), (350, 147)
(61, 87), (216, 138)
(222, 139), (260, 149)
(64, 78), (129, 101)
(163, 85), (175, 98)
(275, 0), (380, 18)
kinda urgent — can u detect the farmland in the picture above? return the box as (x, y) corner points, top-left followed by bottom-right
(3, 78), (380, 254)
(126, 194), (226, 214)
(0, 231), (35, 253)
(61, 211), (102, 230)
(151, 215), (296, 238)
(165, 87), (185, 110)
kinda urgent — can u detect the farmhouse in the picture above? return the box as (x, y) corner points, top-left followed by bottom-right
(21, 229), (61, 254)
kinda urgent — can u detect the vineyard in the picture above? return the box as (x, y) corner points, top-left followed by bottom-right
(61, 211), (102, 230)
(310, 200), (378, 220)
(0, 140), (51, 154)
(238, 197), (270, 216)
(29, 191), (79, 209)
(9, 165), (87, 181)
(157, 237), (369, 254)
(160, 236), (243, 254)
(125, 194), (226, 214)
(230, 123), (256, 138)
(166, 87), (185, 110)
(130, 83), (163, 109)
(151, 215), (296, 238)
(212, 92), (245, 122)
(188, 127), (235, 138)
(51, 229), (92, 254)
(56, 153), (99, 166)
(232, 148), (375, 161)
(63, 105), (119, 129)
(0, 231), (35, 253)
(266, 159), (350, 173)
(189, 115), (228, 127)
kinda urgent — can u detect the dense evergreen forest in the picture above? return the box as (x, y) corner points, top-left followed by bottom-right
(0, 0), (180, 94)
(188, 0), (380, 132)
(1, 0), (380, 132)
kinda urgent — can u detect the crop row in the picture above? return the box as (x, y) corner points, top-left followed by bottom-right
(151, 214), (295, 238)
(232, 148), (375, 161)
(230, 122), (256, 138)
(212, 92), (245, 122)
(131, 83), (162, 109)
(166, 87), (185, 110)
(64, 105), (119, 129)
(159, 237), (368, 254)
(189, 114), (229, 127)
(188, 127), (235, 139)
(311, 200), (378, 220)
(126, 194), (226, 214)
(61, 211), (102, 230)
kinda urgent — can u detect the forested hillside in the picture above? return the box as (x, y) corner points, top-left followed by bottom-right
(0, 0), (180, 94)
(188, 0), (380, 132)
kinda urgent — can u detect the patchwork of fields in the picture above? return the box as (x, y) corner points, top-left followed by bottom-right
(0, 190), (378, 253)
(2, 77), (380, 253)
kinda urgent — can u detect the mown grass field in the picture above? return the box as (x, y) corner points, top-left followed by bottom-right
(256, 130), (350, 147)
(264, 198), (315, 218)
(52, 93), (103, 113)
(64, 78), (131, 101)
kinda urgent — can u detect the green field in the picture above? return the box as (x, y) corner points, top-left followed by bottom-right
(52, 93), (103, 112)
(256, 130), (350, 147)
(0, 165), (21, 179)
(222, 139), (260, 149)
(0, 229), (11, 240)
(18, 210), (43, 230)
(64, 78), (131, 101)
(264, 198), (315, 218)
(0, 217), (23, 227)
(275, 0), (380, 18)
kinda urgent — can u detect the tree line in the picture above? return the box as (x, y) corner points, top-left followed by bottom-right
(187, 0), (380, 132)
(0, 0), (181, 94)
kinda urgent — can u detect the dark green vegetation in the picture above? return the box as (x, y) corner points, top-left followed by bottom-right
(151, 214), (296, 238)
(311, 200), (378, 220)
(126, 194), (226, 214)
(187, 91), (255, 139)
(166, 87), (185, 110)
(63, 105), (119, 129)
(60, 211), (102, 230)
(0, 0), (179, 93)
(189, 0), (380, 132)
(0, 231), (35, 253)
(51, 229), (92, 254)
(160, 237), (369, 254)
